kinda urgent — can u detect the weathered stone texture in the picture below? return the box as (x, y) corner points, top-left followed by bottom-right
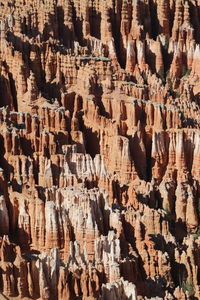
(0, 0), (200, 299)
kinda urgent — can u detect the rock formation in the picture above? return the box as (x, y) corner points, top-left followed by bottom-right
(0, 0), (200, 299)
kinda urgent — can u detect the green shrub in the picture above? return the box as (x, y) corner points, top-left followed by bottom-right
(182, 66), (191, 77)
(192, 225), (200, 239)
(182, 280), (195, 296)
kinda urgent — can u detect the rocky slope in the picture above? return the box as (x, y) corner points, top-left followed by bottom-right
(0, 0), (200, 299)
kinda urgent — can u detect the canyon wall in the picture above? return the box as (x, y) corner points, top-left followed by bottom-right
(0, 0), (200, 299)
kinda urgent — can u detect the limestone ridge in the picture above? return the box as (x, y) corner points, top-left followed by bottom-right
(0, 0), (200, 299)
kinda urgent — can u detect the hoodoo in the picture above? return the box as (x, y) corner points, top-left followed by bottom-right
(0, 0), (200, 299)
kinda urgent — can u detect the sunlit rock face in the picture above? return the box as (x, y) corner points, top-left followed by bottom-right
(0, 0), (200, 299)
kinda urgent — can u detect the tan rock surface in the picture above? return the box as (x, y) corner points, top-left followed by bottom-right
(0, 0), (200, 299)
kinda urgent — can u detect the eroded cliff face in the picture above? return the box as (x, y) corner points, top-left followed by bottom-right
(0, 0), (200, 299)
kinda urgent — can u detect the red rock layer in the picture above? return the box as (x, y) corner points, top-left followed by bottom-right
(0, 0), (200, 299)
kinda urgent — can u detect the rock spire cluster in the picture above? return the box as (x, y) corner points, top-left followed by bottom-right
(0, 0), (200, 299)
